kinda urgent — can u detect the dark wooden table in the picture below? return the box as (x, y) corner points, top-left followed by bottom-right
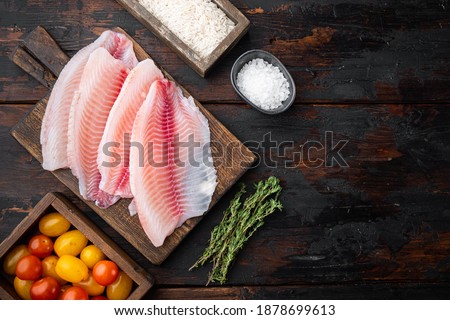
(1, 0), (450, 299)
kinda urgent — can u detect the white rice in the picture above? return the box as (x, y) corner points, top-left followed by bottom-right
(138, 0), (235, 58)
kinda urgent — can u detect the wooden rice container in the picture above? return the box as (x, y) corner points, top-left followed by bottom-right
(116, 0), (250, 77)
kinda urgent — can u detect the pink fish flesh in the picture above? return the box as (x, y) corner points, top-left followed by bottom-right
(129, 79), (217, 247)
(97, 59), (163, 198)
(41, 30), (138, 171)
(67, 47), (129, 208)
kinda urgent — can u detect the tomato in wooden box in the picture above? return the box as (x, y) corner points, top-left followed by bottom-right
(0, 192), (153, 300)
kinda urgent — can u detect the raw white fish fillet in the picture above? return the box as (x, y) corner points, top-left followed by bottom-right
(97, 59), (164, 198)
(67, 48), (129, 208)
(129, 79), (217, 247)
(41, 30), (138, 171)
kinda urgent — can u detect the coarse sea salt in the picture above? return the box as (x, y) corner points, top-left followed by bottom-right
(138, 0), (235, 58)
(236, 58), (290, 111)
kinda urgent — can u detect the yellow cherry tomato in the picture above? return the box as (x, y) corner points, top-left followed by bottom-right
(39, 212), (71, 237)
(80, 245), (106, 269)
(54, 230), (88, 257)
(73, 272), (105, 296)
(106, 271), (133, 300)
(3, 245), (30, 275)
(42, 255), (67, 285)
(55, 255), (89, 283)
(13, 276), (34, 300)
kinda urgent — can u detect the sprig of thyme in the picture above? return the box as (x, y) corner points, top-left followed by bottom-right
(190, 176), (283, 285)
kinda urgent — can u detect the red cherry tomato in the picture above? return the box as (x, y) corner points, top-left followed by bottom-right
(15, 255), (42, 281)
(28, 235), (54, 258)
(93, 261), (119, 286)
(91, 296), (108, 300)
(30, 277), (60, 300)
(60, 286), (89, 300)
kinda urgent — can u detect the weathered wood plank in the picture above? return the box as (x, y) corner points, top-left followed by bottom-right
(150, 283), (450, 299)
(1, 0), (450, 103)
(22, 26), (69, 75)
(2, 102), (450, 286)
(10, 46), (56, 88)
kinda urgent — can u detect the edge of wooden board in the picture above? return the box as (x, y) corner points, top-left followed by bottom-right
(10, 26), (256, 265)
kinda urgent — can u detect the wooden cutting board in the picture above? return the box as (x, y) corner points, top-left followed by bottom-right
(10, 26), (256, 265)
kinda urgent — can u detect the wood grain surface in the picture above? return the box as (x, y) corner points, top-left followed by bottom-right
(10, 26), (256, 265)
(1, 0), (450, 299)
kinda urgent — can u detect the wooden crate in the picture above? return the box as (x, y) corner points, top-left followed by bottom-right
(0, 192), (153, 300)
(116, 0), (250, 77)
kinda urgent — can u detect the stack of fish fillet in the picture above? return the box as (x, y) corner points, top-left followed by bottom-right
(41, 30), (217, 247)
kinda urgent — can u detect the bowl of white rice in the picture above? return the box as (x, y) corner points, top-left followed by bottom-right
(231, 50), (295, 114)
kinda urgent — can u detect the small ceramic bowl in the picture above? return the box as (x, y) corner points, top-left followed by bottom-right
(230, 49), (296, 115)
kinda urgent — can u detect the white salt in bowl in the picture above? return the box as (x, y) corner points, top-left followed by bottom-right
(231, 50), (296, 115)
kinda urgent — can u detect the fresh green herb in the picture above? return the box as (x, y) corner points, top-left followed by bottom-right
(190, 176), (283, 285)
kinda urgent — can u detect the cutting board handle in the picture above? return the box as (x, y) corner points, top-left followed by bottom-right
(10, 26), (69, 88)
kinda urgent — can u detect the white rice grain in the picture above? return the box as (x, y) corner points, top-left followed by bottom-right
(139, 0), (235, 58)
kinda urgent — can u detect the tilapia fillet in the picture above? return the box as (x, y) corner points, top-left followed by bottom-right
(41, 30), (138, 171)
(98, 59), (164, 198)
(130, 79), (217, 247)
(67, 48), (129, 208)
